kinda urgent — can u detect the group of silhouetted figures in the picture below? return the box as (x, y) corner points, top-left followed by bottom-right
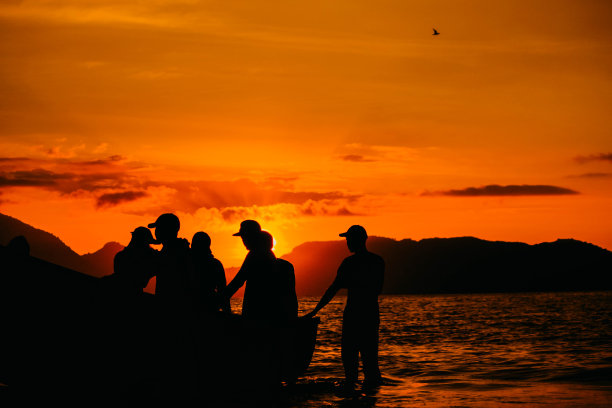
(106, 215), (299, 324)
(3, 213), (385, 391)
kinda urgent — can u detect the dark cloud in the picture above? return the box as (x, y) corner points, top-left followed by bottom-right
(335, 206), (358, 216)
(77, 155), (126, 166)
(0, 155), (360, 215)
(575, 153), (612, 164)
(220, 207), (252, 222)
(0, 168), (71, 187)
(341, 154), (376, 163)
(0, 157), (31, 163)
(428, 184), (579, 197)
(568, 172), (612, 179)
(0, 168), (133, 193)
(96, 191), (148, 208)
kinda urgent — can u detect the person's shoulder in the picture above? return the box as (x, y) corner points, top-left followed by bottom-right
(366, 251), (385, 267)
(276, 258), (294, 270)
(367, 251), (384, 262)
(212, 256), (224, 269)
(342, 253), (360, 263)
(338, 254), (357, 271)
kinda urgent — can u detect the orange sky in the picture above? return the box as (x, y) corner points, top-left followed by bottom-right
(1, 0), (611, 267)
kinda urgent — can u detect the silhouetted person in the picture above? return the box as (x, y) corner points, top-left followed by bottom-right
(148, 213), (196, 306)
(191, 231), (230, 313)
(257, 231), (298, 322)
(148, 213), (198, 395)
(111, 227), (158, 296)
(305, 225), (384, 389)
(223, 220), (296, 322)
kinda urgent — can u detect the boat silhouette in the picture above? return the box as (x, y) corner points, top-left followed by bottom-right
(0, 246), (319, 400)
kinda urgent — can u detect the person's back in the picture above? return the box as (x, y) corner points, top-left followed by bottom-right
(113, 245), (158, 294)
(275, 258), (298, 322)
(191, 231), (229, 313)
(240, 249), (277, 319)
(225, 224), (295, 321)
(156, 237), (194, 304)
(111, 227), (158, 296)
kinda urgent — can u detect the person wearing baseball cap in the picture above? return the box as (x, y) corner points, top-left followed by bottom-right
(223, 220), (290, 320)
(304, 225), (385, 390)
(148, 213), (180, 243)
(147, 213), (199, 393)
(110, 226), (159, 296)
(146, 212), (195, 304)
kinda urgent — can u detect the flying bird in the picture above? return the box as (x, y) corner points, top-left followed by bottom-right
(433, 28), (440, 36)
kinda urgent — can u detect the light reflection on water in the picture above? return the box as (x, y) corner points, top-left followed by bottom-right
(234, 291), (612, 407)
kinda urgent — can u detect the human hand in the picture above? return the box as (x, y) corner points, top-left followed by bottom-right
(303, 310), (317, 319)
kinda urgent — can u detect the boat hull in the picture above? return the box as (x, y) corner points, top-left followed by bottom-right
(0, 250), (318, 397)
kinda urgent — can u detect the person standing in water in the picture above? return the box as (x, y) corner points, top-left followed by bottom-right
(191, 231), (230, 313)
(305, 225), (385, 389)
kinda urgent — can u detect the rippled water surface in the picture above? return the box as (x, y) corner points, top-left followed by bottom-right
(273, 292), (612, 407)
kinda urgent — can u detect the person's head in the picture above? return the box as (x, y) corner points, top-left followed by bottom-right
(339, 225), (368, 253)
(192, 231), (212, 254)
(255, 230), (274, 252)
(129, 227), (158, 248)
(232, 219), (262, 250)
(7, 235), (30, 257)
(148, 213), (180, 244)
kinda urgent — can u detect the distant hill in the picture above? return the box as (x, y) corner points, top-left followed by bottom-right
(2, 212), (611, 295)
(282, 237), (612, 295)
(81, 241), (124, 277)
(0, 213), (123, 277)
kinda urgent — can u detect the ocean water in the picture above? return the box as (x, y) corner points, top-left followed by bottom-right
(237, 291), (612, 408)
(2, 292), (610, 407)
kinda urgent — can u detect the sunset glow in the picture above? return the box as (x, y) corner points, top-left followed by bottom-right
(1, 0), (611, 267)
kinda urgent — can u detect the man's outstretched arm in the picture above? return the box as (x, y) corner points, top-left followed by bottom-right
(304, 279), (341, 318)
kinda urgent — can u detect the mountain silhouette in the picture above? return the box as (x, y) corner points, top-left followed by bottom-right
(81, 241), (124, 277)
(2, 212), (611, 295)
(0, 213), (123, 277)
(283, 236), (612, 295)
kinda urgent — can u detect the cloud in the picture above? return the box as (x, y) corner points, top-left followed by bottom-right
(298, 199), (361, 216)
(96, 191), (148, 208)
(568, 172), (612, 179)
(575, 153), (612, 164)
(0, 168), (71, 187)
(0, 157), (31, 163)
(77, 155), (126, 166)
(340, 154), (376, 163)
(426, 184), (579, 197)
(40, 144), (86, 159)
(0, 167), (134, 195)
(146, 179), (360, 214)
(0, 153), (361, 216)
(216, 199), (360, 223)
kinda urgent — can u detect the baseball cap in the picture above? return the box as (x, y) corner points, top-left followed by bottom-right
(147, 213), (180, 232)
(233, 220), (262, 237)
(131, 226), (158, 244)
(339, 225), (368, 239)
